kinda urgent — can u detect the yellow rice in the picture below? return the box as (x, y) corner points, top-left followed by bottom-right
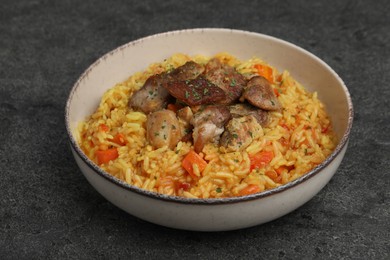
(77, 53), (337, 198)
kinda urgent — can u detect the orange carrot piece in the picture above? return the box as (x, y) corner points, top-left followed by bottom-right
(265, 170), (278, 181)
(175, 181), (191, 192)
(182, 150), (208, 179)
(111, 133), (126, 146)
(98, 124), (109, 132)
(322, 125), (329, 133)
(96, 148), (118, 164)
(254, 64), (274, 83)
(273, 88), (280, 97)
(239, 184), (261, 196)
(249, 151), (274, 171)
(167, 103), (178, 113)
(276, 165), (294, 175)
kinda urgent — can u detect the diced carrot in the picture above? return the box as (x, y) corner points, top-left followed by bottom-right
(265, 170), (278, 181)
(167, 103), (178, 113)
(175, 181), (191, 192)
(277, 74), (283, 82)
(280, 123), (290, 131)
(276, 165), (294, 175)
(280, 137), (290, 147)
(98, 124), (109, 132)
(167, 103), (184, 113)
(111, 133), (126, 146)
(249, 151), (274, 171)
(322, 125), (329, 133)
(254, 64), (274, 83)
(273, 88), (280, 97)
(182, 150), (208, 180)
(275, 166), (287, 175)
(239, 184), (261, 196)
(96, 148), (118, 165)
(312, 128), (318, 142)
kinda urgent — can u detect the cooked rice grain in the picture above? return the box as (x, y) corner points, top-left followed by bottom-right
(78, 53), (337, 198)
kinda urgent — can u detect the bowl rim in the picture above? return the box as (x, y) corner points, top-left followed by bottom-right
(65, 28), (354, 205)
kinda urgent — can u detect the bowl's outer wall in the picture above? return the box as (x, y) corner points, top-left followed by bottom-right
(72, 143), (347, 231)
(66, 29), (352, 231)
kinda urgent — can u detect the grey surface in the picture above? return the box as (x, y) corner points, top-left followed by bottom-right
(1, 0), (389, 259)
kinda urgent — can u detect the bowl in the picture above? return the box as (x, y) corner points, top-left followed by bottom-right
(65, 28), (353, 231)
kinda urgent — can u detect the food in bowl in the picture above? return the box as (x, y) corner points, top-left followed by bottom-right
(76, 52), (337, 199)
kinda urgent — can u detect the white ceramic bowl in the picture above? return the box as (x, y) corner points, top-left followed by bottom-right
(65, 28), (353, 231)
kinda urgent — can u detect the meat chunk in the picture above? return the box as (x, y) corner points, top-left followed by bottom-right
(228, 103), (270, 127)
(163, 77), (226, 106)
(177, 106), (193, 125)
(168, 61), (205, 81)
(129, 74), (172, 114)
(220, 115), (262, 152)
(240, 76), (281, 111)
(129, 61), (204, 114)
(204, 58), (247, 105)
(191, 105), (231, 153)
(176, 106), (194, 142)
(146, 110), (182, 149)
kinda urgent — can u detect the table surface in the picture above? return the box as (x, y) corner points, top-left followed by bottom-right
(1, 0), (389, 259)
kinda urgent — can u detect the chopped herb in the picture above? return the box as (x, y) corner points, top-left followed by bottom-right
(232, 133), (238, 139)
(161, 125), (166, 129)
(163, 134), (167, 140)
(154, 132), (159, 136)
(249, 131), (253, 138)
(216, 187), (222, 193)
(304, 148), (308, 155)
(203, 88), (209, 95)
(172, 124), (176, 129)
(230, 78), (237, 87)
(148, 90), (154, 96)
(185, 91), (190, 99)
(234, 159), (239, 163)
(193, 91), (201, 100)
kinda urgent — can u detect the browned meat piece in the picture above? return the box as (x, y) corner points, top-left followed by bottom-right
(129, 74), (172, 114)
(163, 77), (226, 106)
(191, 105), (231, 153)
(169, 61), (205, 81)
(240, 76), (281, 111)
(220, 115), (262, 152)
(177, 106), (193, 127)
(204, 58), (247, 105)
(146, 110), (182, 149)
(228, 103), (270, 127)
(176, 106), (194, 142)
(129, 61), (204, 114)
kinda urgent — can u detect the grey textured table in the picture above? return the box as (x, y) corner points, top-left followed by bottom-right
(1, 0), (389, 259)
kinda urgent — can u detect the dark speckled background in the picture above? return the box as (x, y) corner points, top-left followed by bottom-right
(1, 0), (389, 259)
